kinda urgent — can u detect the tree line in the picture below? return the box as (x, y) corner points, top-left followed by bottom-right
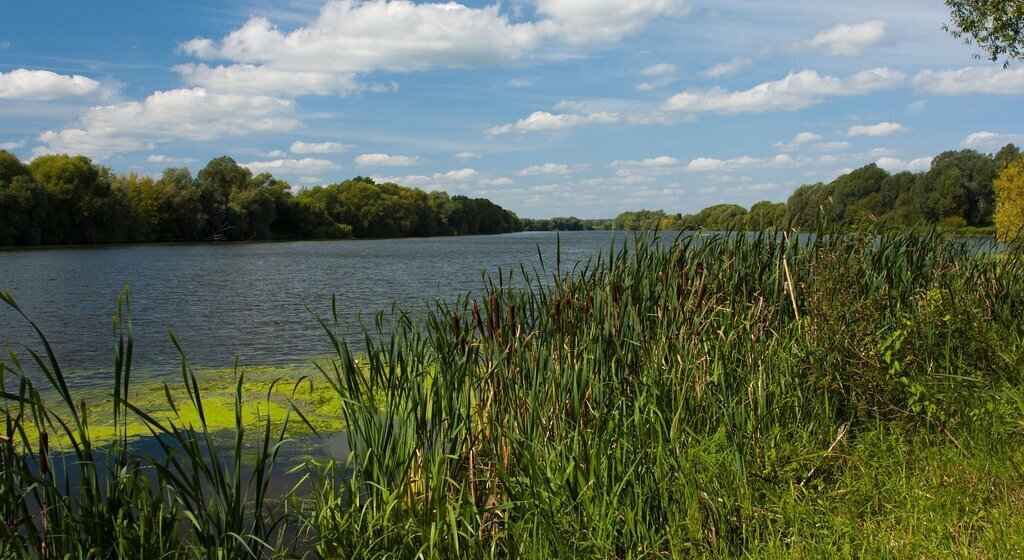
(610, 145), (1021, 233)
(0, 152), (523, 246)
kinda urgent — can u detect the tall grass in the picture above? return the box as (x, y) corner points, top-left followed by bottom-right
(2, 227), (1023, 558)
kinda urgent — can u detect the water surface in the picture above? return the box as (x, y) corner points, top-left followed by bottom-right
(1, 231), (633, 384)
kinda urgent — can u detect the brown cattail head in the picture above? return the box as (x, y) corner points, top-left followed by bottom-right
(553, 298), (561, 330)
(489, 292), (500, 341)
(451, 313), (466, 357)
(472, 299), (486, 340)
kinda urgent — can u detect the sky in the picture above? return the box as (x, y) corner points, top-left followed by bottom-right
(1, 0), (1022, 218)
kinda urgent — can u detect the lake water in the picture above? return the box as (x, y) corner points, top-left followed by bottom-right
(1, 231), (637, 385)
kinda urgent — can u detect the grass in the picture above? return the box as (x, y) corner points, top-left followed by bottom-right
(2, 226), (1023, 558)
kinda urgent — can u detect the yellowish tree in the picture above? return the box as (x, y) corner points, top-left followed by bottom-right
(994, 157), (1024, 241)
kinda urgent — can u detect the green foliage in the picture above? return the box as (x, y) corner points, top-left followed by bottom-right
(787, 145), (1018, 230)
(0, 152), (521, 246)
(2, 229), (1024, 557)
(994, 156), (1024, 241)
(944, 0), (1024, 67)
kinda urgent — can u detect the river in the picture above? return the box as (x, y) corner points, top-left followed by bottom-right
(1, 231), (638, 385)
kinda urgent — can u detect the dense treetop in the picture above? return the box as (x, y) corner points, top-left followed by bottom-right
(0, 152), (523, 246)
(1, 145), (1020, 246)
(610, 145), (1020, 233)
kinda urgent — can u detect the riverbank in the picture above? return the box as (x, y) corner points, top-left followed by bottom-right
(2, 229), (1023, 558)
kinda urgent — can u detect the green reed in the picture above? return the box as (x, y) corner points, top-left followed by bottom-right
(2, 227), (1023, 558)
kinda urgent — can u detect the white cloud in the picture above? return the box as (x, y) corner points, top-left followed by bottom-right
(147, 154), (196, 164)
(763, 20), (889, 58)
(876, 156), (933, 171)
(487, 110), (619, 135)
(664, 68), (905, 114)
(808, 20), (889, 57)
(847, 121), (907, 137)
(266, 149), (288, 158)
(454, 151), (479, 160)
(1, 140), (25, 150)
(175, 63), (369, 97)
(432, 168), (477, 181)
(35, 88), (297, 158)
(354, 153), (419, 167)
(480, 177), (514, 186)
(869, 147), (899, 157)
(181, 5), (543, 73)
(299, 177), (324, 185)
(535, 0), (690, 44)
(640, 63), (677, 77)
(517, 162), (588, 176)
(773, 131), (823, 151)
(684, 154), (797, 172)
(613, 156), (680, 167)
(699, 57), (752, 79)
(912, 66), (1024, 95)
(242, 157), (341, 176)
(0, 68), (100, 100)
(291, 140), (353, 154)
(961, 131), (1024, 150)
(508, 78), (533, 88)
(181, 0), (687, 85)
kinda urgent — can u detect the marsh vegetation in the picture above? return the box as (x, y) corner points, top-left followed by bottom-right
(2, 228), (1023, 558)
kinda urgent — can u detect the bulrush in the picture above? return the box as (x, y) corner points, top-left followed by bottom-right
(472, 298), (486, 340)
(451, 312), (466, 357)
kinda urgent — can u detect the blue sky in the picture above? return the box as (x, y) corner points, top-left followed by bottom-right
(1, 0), (1022, 218)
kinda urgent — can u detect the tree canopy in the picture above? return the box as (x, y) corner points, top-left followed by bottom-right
(944, 0), (1024, 67)
(994, 156), (1024, 240)
(0, 152), (522, 246)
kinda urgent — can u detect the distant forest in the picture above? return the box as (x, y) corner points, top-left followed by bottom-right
(0, 152), (522, 245)
(1, 145), (1019, 246)
(609, 145), (1021, 233)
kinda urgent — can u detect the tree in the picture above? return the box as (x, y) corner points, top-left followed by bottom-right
(944, 0), (1024, 67)
(994, 157), (1024, 241)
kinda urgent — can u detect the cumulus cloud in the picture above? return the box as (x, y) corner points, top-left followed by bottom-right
(763, 20), (889, 58)
(912, 66), (1024, 95)
(699, 57), (752, 79)
(291, 140), (353, 154)
(847, 121), (907, 137)
(876, 156), (933, 171)
(962, 131), (1024, 150)
(487, 110), (619, 135)
(354, 153), (419, 166)
(1, 140), (25, 150)
(433, 168), (478, 181)
(664, 68), (904, 114)
(773, 131), (823, 151)
(454, 151), (480, 160)
(0, 68), (101, 100)
(480, 177), (514, 186)
(613, 156), (680, 167)
(147, 154), (196, 164)
(175, 1), (689, 97)
(175, 63), (371, 96)
(535, 0), (690, 44)
(517, 162), (588, 176)
(242, 157), (341, 175)
(35, 88), (297, 158)
(640, 63), (677, 77)
(807, 20), (889, 57)
(684, 154), (797, 172)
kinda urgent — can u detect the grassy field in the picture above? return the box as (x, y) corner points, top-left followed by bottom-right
(2, 228), (1023, 558)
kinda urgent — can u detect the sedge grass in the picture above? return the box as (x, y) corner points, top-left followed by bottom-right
(1, 226), (1023, 558)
